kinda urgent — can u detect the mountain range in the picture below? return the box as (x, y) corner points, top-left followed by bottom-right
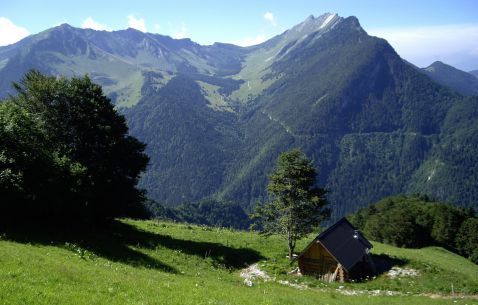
(421, 61), (478, 96)
(1, 13), (477, 217)
(469, 70), (478, 79)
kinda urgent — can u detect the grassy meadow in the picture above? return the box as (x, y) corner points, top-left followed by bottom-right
(0, 219), (477, 305)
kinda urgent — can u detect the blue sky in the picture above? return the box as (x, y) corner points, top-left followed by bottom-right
(1, 0), (477, 70)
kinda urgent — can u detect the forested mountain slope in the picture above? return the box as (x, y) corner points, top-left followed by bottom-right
(1, 13), (477, 216)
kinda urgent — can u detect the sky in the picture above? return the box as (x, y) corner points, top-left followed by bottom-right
(1, 0), (477, 71)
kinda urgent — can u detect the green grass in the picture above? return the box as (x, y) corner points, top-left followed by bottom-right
(196, 80), (234, 112)
(51, 52), (145, 108)
(229, 46), (282, 103)
(0, 219), (477, 305)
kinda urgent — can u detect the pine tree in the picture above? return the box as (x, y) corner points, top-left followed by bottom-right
(253, 149), (329, 259)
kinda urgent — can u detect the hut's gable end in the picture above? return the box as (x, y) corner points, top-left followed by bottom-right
(302, 242), (331, 259)
(298, 242), (342, 281)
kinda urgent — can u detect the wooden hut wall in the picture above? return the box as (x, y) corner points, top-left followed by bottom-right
(298, 242), (340, 280)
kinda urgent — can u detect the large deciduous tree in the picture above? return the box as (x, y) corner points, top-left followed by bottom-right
(0, 70), (149, 222)
(0, 101), (57, 210)
(253, 149), (329, 259)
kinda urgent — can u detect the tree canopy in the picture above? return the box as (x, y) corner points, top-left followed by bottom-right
(0, 70), (149, 223)
(349, 195), (478, 264)
(253, 149), (329, 259)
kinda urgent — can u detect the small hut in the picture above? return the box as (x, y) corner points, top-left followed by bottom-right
(297, 217), (373, 282)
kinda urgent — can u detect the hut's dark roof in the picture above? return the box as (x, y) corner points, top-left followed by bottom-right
(298, 218), (372, 271)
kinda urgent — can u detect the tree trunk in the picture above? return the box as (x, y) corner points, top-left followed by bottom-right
(287, 231), (295, 260)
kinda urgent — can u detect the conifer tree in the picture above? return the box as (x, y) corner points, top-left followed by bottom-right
(253, 149), (329, 259)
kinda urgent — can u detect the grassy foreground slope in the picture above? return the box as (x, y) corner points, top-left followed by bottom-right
(0, 219), (477, 305)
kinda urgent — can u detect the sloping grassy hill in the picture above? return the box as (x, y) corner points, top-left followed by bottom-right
(0, 219), (477, 305)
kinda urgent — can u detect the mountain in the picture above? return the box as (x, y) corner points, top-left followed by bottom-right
(470, 69), (478, 79)
(0, 23), (247, 104)
(1, 13), (477, 217)
(421, 61), (478, 96)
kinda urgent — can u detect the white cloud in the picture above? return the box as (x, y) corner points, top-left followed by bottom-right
(264, 12), (277, 27)
(0, 17), (29, 46)
(81, 17), (111, 31)
(172, 23), (188, 39)
(127, 15), (147, 32)
(153, 23), (161, 33)
(368, 24), (478, 70)
(229, 34), (267, 47)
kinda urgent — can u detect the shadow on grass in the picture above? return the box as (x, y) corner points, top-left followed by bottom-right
(109, 221), (265, 269)
(371, 253), (408, 276)
(0, 220), (264, 272)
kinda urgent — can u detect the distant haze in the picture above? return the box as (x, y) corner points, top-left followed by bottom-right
(369, 24), (478, 71)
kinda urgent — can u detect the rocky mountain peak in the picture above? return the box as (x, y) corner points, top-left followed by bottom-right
(289, 12), (342, 36)
(425, 61), (447, 71)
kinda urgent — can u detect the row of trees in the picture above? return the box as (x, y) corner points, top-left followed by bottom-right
(146, 199), (252, 230)
(0, 71), (149, 223)
(350, 195), (478, 263)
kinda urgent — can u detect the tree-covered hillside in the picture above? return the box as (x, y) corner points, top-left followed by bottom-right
(421, 61), (478, 96)
(349, 195), (478, 264)
(124, 72), (242, 204)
